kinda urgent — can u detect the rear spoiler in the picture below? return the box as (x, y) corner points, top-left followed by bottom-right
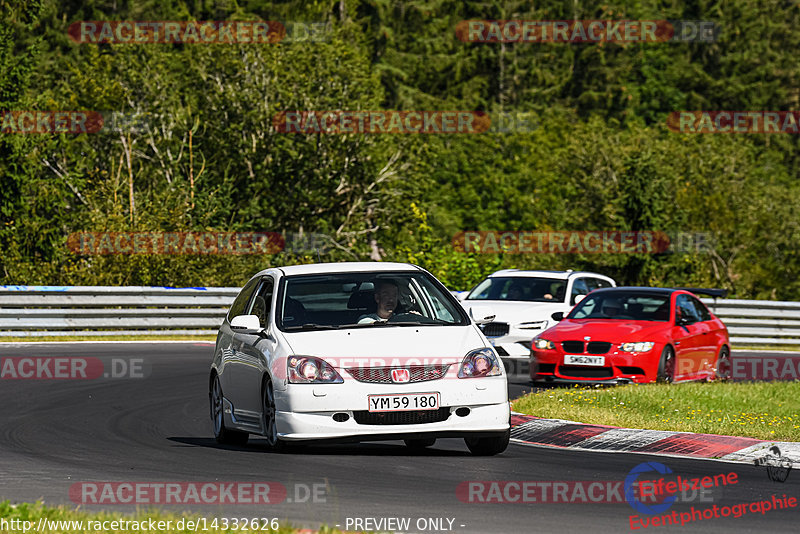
(675, 287), (728, 299)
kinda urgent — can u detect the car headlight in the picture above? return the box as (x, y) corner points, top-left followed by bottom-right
(619, 342), (655, 353)
(533, 338), (555, 350)
(518, 320), (548, 330)
(458, 348), (502, 378)
(288, 356), (343, 383)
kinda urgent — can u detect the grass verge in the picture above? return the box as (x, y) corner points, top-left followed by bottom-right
(512, 381), (800, 441)
(0, 501), (345, 533)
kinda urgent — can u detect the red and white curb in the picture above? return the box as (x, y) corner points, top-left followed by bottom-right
(510, 413), (800, 465)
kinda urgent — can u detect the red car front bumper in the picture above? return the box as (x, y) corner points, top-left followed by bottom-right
(530, 345), (663, 384)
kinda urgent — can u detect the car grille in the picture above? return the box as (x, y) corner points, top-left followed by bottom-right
(562, 340), (584, 353)
(587, 342), (612, 354)
(561, 341), (611, 354)
(345, 365), (450, 384)
(353, 408), (451, 425)
(558, 366), (613, 378)
(481, 322), (509, 337)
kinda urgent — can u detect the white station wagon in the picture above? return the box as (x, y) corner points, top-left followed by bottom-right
(210, 262), (510, 455)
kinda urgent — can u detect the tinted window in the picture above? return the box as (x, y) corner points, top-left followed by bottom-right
(676, 295), (702, 324)
(467, 277), (565, 303)
(248, 277), (274, 328)
(278, 271), (468, 331)
(570, 278), (589, 305)
(227, 278), (260, 320)
(586, 278), (613, 290)
(570, 293), (671, 321)
(690, 296), (712, 322)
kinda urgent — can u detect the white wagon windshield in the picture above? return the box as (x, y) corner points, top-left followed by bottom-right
(277, 271), (469, 331)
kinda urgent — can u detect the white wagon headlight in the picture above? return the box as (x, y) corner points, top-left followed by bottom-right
(288, 356), (343, 383)
(458, 348), (502, 378)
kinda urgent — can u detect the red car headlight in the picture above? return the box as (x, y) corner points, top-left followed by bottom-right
(288, 356), (343, 384)
(619, 342), (655, 353)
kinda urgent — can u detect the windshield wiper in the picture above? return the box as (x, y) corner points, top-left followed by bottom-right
(283, 323), (340, 331)
(390, 320), (448, 326)
(339, 321), (393, 328)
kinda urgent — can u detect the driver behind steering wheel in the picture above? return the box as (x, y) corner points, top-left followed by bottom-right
(358, 279), (399, 323)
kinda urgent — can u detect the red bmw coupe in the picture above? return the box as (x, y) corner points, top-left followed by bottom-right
(530, 287), (730, 384)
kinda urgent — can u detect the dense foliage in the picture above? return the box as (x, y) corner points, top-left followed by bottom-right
(1, 0), (799, 296)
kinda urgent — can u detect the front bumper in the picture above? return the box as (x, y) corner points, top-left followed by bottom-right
(275, 376), (509, 441)
(531, 347), (660, 384)
(276, 402), (510, 441)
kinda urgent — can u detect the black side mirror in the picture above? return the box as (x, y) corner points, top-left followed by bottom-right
(551, 312), (564, 321)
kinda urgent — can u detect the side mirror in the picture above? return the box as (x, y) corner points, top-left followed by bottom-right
(230, 314), (263, 334)
(469, 305), (496, 325)
(551, 312), (564, 321)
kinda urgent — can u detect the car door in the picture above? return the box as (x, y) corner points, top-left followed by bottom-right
(690, 296), (720, 374)
(219, 277), (260, 407)
(671, 294), (706, 379)
(230, 276), (279, 422)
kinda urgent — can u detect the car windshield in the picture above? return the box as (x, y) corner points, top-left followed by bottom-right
(467, 276), (566, 303)
(568, 293), (671, 321)
(277, 271), (469, 331)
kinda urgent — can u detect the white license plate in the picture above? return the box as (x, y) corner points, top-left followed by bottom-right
(564, 355), (605, 366)
(368, 392), (440, 412)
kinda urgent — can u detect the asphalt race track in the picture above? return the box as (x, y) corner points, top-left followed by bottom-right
(0, 343), (796, 533)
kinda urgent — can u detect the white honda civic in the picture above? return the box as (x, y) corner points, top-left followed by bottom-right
(209, 262), (510, 455)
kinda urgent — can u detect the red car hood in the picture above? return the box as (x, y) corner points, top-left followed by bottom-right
(543, 319), (668, 341)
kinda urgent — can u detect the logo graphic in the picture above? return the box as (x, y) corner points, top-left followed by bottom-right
(584, 336), (591, 341)
(391, 369), (410, 383)
(625, 462), (676, 514)
(755, 446), (793, 483)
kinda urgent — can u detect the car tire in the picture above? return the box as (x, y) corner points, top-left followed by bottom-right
(714, 345), (731, 381)
(656, 346), (675, 383)
(464, 429), (510, 456)
(210, 374), (249, 445)
(404, 438), (436, 449)
(262, 377), (286, 452)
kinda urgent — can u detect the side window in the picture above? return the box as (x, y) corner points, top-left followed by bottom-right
(227, 278), (260, 320)
(248, 277), (275, 328)
(589, 278), (613, 290)
(691, 296), (712, 321)
(676, 295), (701, 324)
(572, 297), (597, 319)
(570, 278), (589, 305)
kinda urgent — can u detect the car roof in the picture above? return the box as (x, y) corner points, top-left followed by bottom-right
(270, 262), (421, 277)
(487, 269), (611, 280)
(589, 286), (679, 295)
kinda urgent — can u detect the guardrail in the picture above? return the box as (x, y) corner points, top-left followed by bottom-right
(701, 298), (800, 345)
(0, 286), (798, 344)
(0, 286), (237, 337)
